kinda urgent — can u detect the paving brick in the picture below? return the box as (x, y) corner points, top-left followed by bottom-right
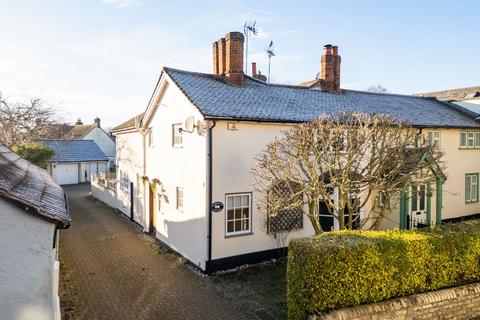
(59, 184), (246, 320)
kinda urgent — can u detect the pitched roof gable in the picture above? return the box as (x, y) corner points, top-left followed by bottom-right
(163, 67), (480, 128)
(0, 144), (70, 227)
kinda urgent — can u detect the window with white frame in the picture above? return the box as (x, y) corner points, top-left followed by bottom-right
(226, 193), (251, 235)
(427, 131), (440, 147)
(172, 124), (183, 147)
(148, 128), (154, 147)
(176, 187), (184, 210)
(120, 171), (129, 191)
(468, 132), (475, 148)
(460, 131), (480, 149)
(466, 174), (479, 203)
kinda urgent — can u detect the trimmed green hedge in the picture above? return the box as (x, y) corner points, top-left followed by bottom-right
(287, 221), (480, 319)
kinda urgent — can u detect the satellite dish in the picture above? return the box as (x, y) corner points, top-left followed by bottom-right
(184, 116), (195, 133)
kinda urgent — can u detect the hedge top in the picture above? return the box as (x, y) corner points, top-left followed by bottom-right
(287, 221), (480, 319)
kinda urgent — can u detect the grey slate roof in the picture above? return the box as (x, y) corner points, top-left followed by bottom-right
(164, 67), (480, 128)
(0, 144), (70, 227)
(42, 140), (109, 163)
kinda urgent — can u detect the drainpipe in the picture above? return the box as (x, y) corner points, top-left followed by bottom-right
(206, 120), (216, 272)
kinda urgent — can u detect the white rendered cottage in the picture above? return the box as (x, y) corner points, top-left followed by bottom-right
(112, 31), (480, 273)
(0, 144), (70, 320)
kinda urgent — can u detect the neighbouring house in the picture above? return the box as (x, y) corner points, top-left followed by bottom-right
(42, 139), (109, 185)
(0, 144), (70, 320)
(109, 113), (146, 224)
(418, 86), (480, 120)
(108, 31), (480, 273)
(63, 117), (116, 170)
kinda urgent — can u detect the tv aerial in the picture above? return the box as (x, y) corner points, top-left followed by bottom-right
(266, 40), (275, 83)
(244, 21), (258, 75)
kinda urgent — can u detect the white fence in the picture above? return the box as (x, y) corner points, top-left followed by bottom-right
(91, 173), (120, 209)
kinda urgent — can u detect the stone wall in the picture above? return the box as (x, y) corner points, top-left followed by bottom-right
(311, 282), (480, 320)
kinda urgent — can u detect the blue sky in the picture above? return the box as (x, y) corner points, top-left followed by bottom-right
(1, 0), (479, 128)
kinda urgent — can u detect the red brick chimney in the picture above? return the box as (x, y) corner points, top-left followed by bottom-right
(212, 32), (244, 86)
(320, 44), (341, 92)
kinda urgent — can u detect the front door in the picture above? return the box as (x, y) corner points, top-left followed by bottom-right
(410, 184), (427, 228)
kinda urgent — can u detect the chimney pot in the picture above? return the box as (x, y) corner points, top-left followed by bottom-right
(212, 41), (219, 75)
(219, 38), (226, 75)
(251, 62), (257, 76)
(94, 117), (101, 128)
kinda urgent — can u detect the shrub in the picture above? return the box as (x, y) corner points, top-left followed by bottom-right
(287, 221), (480, 319)
(12, 142), (54, 168)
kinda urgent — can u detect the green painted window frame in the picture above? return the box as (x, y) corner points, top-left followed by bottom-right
(459, 131), (480, 149)
(465, 173), (479, 203)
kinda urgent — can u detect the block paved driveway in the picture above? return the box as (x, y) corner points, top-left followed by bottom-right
(59, 184), (247, 320)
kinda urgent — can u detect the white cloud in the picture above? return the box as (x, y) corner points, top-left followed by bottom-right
(100, 0), (142, 8)
(255, 29), (300, 40)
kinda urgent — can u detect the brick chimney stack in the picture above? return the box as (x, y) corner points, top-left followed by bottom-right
(212, 32), (244, 86)
(320, 44), (341, 92)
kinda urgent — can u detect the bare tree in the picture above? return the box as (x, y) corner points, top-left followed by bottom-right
(0, 94), (58, 146)
(252, 113), (444, 234)
(366, 84), (388, 93)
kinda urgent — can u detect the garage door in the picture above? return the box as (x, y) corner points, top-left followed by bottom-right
(55, 163), (79, 185)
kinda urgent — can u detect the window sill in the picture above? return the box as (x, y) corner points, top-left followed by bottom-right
(225, 232), (254, 239)
(465, 201), (479, 204)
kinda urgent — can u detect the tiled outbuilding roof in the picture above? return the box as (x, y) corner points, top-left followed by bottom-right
(112, 113), (144, 132)
(0, 144), (70, 227)
(62, 124), (96, 139)
(42, 140), (109, 163)
(418, 86), (480, 102)
(163, 68), (480, 128)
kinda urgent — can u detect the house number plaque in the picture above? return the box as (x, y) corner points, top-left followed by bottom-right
(211, 202), (224, 212)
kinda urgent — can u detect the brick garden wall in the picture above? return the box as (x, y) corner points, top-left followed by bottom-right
(310, 282), (480, 320)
